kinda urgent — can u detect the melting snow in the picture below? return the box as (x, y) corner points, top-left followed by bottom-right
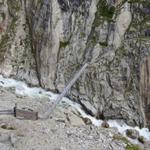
(0, 75), (150, 141)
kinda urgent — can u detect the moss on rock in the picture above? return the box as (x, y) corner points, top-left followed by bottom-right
(113, 135), (141, 150)
(99, 41), (108, 47)
(59, 41), (69, 49)
(7, 0), (21, 13)
(126, 144), (141, 150)
(93, 0), (116, 27)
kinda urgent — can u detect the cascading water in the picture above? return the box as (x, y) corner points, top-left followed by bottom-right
(0, 74), (150, 143)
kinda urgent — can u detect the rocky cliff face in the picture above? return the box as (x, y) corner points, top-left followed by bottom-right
(0, 0), (150, 127)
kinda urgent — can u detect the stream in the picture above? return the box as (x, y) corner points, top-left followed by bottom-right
(0, 74), (150, 143)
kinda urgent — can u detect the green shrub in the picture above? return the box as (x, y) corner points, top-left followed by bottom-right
(126, 144), (140, 150)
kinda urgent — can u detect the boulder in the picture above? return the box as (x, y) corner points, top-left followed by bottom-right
(126, 129), (139, 139)
(101, 121), (110, 128)
(138, 136), (145, 144)
(82, 118), (92, 125)
(67, 113), (85, 126)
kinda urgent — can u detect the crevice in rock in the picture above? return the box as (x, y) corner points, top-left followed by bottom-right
(72, 96), (95, 117)
(24, 0), (41, 86)
(53, 42), (62, 91)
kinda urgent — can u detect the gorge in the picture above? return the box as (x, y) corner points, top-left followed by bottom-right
(0, 0), (150, 128)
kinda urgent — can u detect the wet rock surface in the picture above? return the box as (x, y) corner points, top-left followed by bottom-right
(126, 129), (140, 139)
(101, 121), (110, 128)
